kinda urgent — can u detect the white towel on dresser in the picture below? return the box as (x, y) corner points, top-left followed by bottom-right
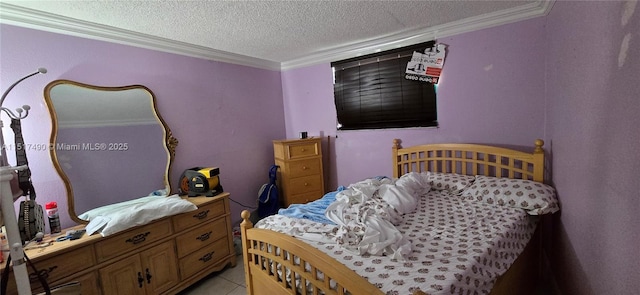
(85, 194), (197, 237)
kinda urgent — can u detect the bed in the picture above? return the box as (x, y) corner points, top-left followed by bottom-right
(240, 139), (558, 295)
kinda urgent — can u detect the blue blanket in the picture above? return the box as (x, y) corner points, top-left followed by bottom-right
(277, 186), (346, 224)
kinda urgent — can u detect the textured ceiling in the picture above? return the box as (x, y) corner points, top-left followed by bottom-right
(1, 1), (549, 69)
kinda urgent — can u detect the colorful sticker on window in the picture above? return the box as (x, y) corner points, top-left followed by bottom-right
(405, 43), (447, 84)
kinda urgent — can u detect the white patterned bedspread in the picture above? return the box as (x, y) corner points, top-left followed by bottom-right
(255, 190), (537, 295)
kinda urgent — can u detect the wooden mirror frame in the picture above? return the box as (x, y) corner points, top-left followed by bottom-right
(44, 79), (178, 224)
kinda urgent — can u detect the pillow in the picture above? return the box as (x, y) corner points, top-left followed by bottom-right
(461, 175), (559, 215)
(396, 172), (431, 197)
(425, 172), (475, 195)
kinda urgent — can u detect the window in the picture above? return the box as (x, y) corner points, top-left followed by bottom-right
(332, 41), (438, 130)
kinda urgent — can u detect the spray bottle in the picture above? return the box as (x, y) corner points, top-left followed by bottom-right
(46, 202), (62, 234)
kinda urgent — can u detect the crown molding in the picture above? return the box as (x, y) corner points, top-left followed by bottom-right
(1, 1), (553, 71)
(0, 3), (281, 71)
(280, 0), (554, 70)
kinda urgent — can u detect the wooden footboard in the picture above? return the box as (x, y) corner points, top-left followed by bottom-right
(240, 210), (384, 295)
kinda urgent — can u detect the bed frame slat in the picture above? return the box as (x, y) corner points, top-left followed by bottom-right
(392, 139), (545, 182)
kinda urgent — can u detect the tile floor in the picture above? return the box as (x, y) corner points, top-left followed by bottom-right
(178, 260), (246, 295)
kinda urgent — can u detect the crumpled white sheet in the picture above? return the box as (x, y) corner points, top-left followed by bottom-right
(85, 194), (197, 237)
(324, 172), (430, 260)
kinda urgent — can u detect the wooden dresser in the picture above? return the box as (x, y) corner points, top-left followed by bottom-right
(1, 193), (236, 295)
(273, 138), (325, 207)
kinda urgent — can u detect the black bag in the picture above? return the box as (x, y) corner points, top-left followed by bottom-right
(257, 165), (280, 219)
(18, 192), (45, 243)
(11, 118), (45, 243)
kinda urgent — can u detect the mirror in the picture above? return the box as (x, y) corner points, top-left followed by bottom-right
(44, 80), (178, 224)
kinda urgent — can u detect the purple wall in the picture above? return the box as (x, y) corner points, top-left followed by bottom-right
(282, 2), (640, 293)
(546, 1), (639, 294)
(282, 17), (548, 189)
(1, 24), (285, 229)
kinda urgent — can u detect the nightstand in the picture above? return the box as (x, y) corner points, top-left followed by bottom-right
(273, 138), (325, 207)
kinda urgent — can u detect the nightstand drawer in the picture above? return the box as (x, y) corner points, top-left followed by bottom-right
(173, 199), (226, 232)
(175, 217), (228, 258)
(95, 218), (172, 262)
(288, 174), (323, 195)
(286, 142), (320, 159)
(287, 158), (321, 177)
(179, 237), (230, 279)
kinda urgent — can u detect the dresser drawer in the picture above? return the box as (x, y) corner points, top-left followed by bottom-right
(286, 141), (320, 159)
(173, 199), (226, 232)
(287, 158), (321, 177)
(179, 237), (230, 279)
(4, 245), (95, 293)
(50, 271), (101, 295)
(288, 174), (323, 195)
(74, 271), (102, 295)
(175, 217), (228, 258)
(95, 218), (172, 262)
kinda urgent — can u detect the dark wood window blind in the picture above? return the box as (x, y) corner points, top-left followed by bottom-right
(332, 41), (438, 130)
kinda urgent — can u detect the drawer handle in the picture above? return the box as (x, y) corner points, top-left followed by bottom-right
(302, 166), (308, 170)
(196, 231), (212, 242)
(301, 148), (306, 152)
(193, 210), (210, 220)
(126, 232), (150, 245)
(199, 251), (215, 263)
(146, 268), (153, 283)
(304, 182), (309, 186)
(28, 266), (57, 283)
(138, 272), (144, 288)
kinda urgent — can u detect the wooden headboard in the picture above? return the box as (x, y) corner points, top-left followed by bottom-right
(392, 139), (545, 182)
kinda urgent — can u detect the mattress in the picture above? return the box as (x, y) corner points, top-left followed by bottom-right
(255, 189), (538, 295)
